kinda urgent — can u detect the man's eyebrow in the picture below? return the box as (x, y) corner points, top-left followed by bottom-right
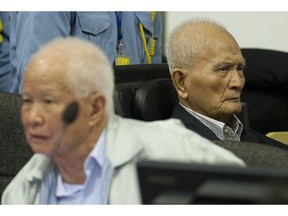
(214, 62), (233, 68)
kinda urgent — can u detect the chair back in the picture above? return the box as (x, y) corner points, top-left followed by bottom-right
(0, 91), (33, 201)
(113, 64), (171, 119)
(241, 48), (288, 134)
(134, 78), (178, 121)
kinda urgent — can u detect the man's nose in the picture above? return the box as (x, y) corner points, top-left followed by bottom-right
(229, 70), (245, 90)
(26, 105), (45, 126)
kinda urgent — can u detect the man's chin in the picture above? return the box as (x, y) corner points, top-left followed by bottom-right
(30, 144), (53, 156)
(223, 104), (242, 115)
(229, 108), (242, 115)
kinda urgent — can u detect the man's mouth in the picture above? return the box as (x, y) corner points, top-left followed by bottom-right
(29, 134), (50, 143)
(225, 97), (240, 102)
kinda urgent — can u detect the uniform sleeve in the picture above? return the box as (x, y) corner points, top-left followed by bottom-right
(14, 12), (74, 93)
(0, 12), (13, 92)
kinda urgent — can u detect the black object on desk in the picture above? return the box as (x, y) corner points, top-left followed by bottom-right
(137, 160), (288, 204)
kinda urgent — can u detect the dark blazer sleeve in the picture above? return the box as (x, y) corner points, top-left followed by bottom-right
(171, 103), (288, 150)
(241, 128), (288, 150)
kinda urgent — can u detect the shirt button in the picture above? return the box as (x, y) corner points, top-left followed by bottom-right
(224, 128), (229, 134)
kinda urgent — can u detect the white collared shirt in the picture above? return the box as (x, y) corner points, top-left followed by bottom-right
(55, 129), (113, 204)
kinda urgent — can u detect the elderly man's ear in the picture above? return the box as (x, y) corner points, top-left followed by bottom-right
(87, 92), (106, 126)
(172, 68), (189, 99)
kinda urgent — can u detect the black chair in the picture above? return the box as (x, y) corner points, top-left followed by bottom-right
(113, 64), (171, 119)
(0, 91), (33, 202)
(241, 48), (288, 134)
(134, 78), (178, 121)
(114, 64), (170, 85)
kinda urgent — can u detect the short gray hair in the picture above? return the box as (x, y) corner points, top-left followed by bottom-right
(166, 17), (227, 74)
(39, 37), (115, 115)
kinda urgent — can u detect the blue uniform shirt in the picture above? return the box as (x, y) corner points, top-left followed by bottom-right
(0, 12), (14, 92)
(10, 12), (162, 93)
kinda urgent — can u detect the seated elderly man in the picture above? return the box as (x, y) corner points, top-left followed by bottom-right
(1, 37), (244, 204)
(167, 18), (287, 150)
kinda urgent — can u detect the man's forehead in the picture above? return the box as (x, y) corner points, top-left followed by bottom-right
(26, 54), (68, 76)
(22, 77), (72, 98)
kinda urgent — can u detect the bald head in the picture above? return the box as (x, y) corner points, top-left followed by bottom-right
(166, 18), (240, 72)
(24, 37), (115, 114)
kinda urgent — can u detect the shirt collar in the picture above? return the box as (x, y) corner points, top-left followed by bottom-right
(84, 129), (107, 172)
(55, 129), (107, 197)
(180, 102), (243, 140)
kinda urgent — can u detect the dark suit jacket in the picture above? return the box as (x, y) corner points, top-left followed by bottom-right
(171, 103), (288, 150)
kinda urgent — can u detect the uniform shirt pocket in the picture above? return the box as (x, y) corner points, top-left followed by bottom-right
(78, 12), (110, 36)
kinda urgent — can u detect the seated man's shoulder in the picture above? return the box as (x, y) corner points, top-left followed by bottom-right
(114, 115), (193, 135)
(244, 128), (288, 150)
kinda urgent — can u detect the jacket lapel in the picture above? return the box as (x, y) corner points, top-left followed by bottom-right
(171, 103), (219, 140)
